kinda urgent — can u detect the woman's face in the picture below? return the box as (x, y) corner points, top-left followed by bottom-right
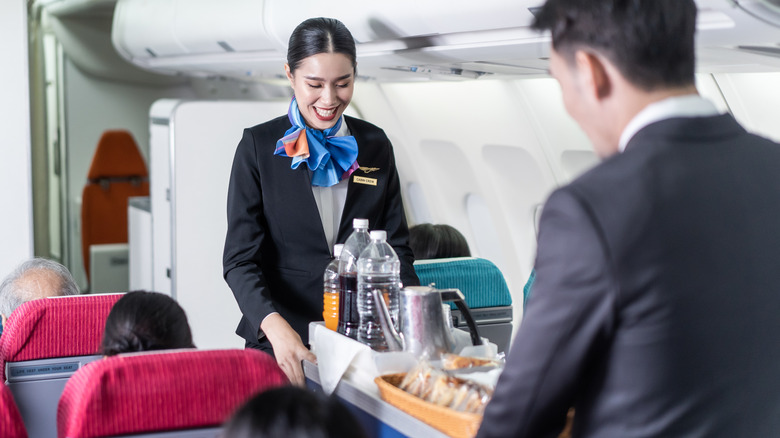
(285, 52), (355, 130)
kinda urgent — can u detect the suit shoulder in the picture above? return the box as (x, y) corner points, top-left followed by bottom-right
(566, 152), (634, 193)
(557, 148), (657, 225)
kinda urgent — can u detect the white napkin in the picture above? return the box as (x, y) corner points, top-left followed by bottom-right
(310, 322), (372, 394)
(309, 323), (421, 396)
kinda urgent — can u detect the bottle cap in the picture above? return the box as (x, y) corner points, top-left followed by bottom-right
(333, 244), (344, 258)
(370, 230), (387, 241)
(353, 218), (369, 229)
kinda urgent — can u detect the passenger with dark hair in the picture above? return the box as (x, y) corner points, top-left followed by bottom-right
(408, 223), (471, 260)
(101, 290), (194, 356)
(224, 17), (419, 385)
(223, 386), (367, 438)
(478, 0), (780, 437)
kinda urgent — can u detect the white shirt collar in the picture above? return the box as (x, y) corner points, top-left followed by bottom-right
(311, 115), (351, 251)
(618, 95), (720, 152)
(333, 116), (350, 137)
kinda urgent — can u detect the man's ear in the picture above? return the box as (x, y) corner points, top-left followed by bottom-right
(574, 50), (612, 101)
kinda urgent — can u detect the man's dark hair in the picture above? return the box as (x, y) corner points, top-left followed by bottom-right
(531, 0), (697, 91)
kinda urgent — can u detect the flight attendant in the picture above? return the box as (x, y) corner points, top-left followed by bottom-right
(223, 17), (419, 385)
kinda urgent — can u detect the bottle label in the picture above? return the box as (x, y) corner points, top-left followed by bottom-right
(337, 273), (360, 339)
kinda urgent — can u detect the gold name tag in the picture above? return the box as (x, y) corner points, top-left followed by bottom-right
(353, 176), (377, 186)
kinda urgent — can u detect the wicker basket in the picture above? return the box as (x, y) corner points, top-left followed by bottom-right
(374, 373), (483, 438)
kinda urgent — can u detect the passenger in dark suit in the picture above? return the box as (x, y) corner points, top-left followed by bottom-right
(478, 1), (780, 437)
(223, 18), (418, 385)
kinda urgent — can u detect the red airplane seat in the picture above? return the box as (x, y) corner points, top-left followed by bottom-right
(0, 294), (123, 379)
(1, 294), (123, 438)
(1, 384), (27, 438)
(57, 349), (289, 438)
(80, 130), (149, 282)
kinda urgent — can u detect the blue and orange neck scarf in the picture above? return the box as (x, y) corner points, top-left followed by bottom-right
(274, 97), (359, 187)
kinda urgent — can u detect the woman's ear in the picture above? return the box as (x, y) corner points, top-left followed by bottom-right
(574, 50), (612, 101)
(284, 63), (294, 86)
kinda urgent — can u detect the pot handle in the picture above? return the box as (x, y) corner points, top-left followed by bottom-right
(439, 289), (483, 346)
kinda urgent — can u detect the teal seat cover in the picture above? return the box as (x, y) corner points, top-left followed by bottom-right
(413, 257), (512, 309)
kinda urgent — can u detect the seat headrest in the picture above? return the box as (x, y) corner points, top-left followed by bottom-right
(0, 294), (123, 367)
(57, 349), (289, 438)
(413, 257), (512, 309)
(86, 130), (147, 181)
(0, 384), (27, 438)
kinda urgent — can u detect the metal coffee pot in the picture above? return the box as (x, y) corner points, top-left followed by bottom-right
(373, 285), (482, 358)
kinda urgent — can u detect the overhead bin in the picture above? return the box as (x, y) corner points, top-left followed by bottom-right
(112, 0), (280, 76)
(111, 0), (780, 81)
(262, 0), (538, 47)
(733, 0), (780, 27)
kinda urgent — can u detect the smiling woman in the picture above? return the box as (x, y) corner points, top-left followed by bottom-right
(284, 18), (356, 131)
(222, 17), (420, 386)
(286, 53), (354, 130)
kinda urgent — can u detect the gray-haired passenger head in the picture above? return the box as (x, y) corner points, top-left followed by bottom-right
(0, 258), (79, 318)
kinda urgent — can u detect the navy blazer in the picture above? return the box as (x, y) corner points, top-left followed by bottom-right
(478, 114), (780, 437)
(223, 115), (419, 347)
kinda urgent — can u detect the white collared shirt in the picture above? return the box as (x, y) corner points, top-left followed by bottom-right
(618, 95), (721, 153)
(311, 117), (351, 253)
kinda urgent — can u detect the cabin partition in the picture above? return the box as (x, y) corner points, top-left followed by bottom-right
(137, 99), (291, 349)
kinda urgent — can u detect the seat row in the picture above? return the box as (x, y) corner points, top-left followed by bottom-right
(0, 294), (288, 438)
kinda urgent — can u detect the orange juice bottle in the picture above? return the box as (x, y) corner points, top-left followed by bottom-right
(323, 244), (343, 331)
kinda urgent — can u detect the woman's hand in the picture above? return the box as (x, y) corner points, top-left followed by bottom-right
(260, 313), (317, 386)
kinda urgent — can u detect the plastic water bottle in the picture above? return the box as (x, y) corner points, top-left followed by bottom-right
(357, 230), (400, 350)
(338, 218), (370, 339)
(322, 244), (343, 331)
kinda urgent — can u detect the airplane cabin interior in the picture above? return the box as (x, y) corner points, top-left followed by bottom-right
(2, 0), (780, 437)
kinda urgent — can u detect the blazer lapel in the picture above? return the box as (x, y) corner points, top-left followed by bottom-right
(337, 117), (381, 242)
(274, 154), (330, 250)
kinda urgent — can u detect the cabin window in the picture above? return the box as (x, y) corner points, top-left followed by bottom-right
(482, 144), (553, 276)
(406, 181), (433, 225)
(465, 193), (504, 268)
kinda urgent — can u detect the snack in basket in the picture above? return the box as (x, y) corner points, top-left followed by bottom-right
(428, 376), (457, 407)
(397, 360), (493, 414)
(442, 353), (503, 370)
(399, 361), (431, 397)
(375, 373), (482, 438)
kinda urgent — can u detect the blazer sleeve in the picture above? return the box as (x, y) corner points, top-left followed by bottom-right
(382, 140), (420, 288)
(476, 187), (617, 438)
(223, 128), (276, 338)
